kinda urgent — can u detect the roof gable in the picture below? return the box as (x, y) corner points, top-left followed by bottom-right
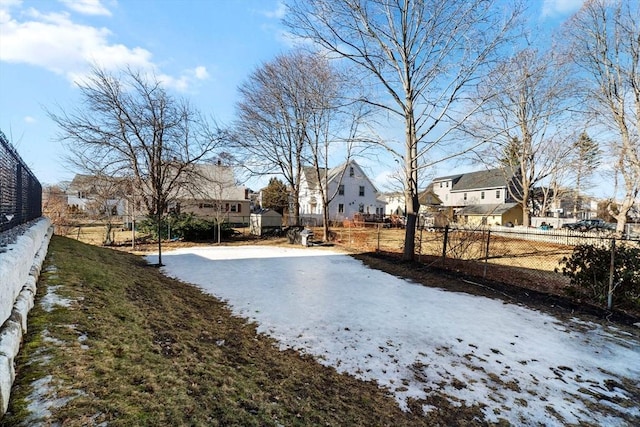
(301, 160), (378, 193)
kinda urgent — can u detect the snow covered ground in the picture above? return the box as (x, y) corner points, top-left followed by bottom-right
(148, 245), (640, 426)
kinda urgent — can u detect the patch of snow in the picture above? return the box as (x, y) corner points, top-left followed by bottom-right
(149, 246), (640, 426)
(40, 286), (72, 312)
(24, 376), (78, 425)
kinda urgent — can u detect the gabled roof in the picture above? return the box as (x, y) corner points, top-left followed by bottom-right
(68, 174), (129, 196)
(458, 203), (520, 216)
(432, 173), (463, 182)
(176, 163), (246, 201)
(418, 189), (442, 206)
(302, 160), (378, 193)
(434, 168), (513, 192)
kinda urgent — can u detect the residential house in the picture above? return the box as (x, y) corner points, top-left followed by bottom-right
(171, 163), (251, 224)
(298, 160), (386, 222)
(431, 168), (522, 226)
(384, 192), (405, 216)
(67, 174), (127, 216)
(417, 186), (448, 227)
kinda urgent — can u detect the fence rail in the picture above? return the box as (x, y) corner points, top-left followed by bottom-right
(0, 131), (42, 232)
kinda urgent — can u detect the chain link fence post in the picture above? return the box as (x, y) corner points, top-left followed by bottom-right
(607, 238), (616, 310)
(441, 224), (449, 267)
(483, 229), (491, 278)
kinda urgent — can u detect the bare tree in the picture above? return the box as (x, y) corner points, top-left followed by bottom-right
(42, 183), (70, 232)
(234, 52), (312, 226)
(306, 97), (371, 241)
(285, 0), (522, 259)
(83, 174), (127, 245)
(465, 48), (576, 226)
(49, 66), (223, 265)
(234, 50), (363, 236)
(563, 0), (640, 233)
(181, 161), (238, 244)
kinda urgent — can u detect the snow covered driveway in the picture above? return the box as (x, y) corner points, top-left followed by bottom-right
(148, 245), (640, 426)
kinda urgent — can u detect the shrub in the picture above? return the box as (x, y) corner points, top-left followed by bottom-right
(558, 243), (640, 310)
(137, 214), (234, 241)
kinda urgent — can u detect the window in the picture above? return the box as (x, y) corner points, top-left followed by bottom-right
(237, 203), (241, 213)
(230, 204), (237, 212)
(359, 186), (365, 197)
(349, 167), (354, 177)
(338, 203), (344, 213)
(481, 191), (485, 200)
(496, 190), (501, 199)
(338, 184), (344, 195)
(358, 203), (364, 213)
(464, 193), (467, 201)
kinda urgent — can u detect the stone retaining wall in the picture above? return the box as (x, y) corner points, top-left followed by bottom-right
(0, 218), (53, 415)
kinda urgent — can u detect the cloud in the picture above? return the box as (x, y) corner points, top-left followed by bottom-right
(194, 66), (209, 80)
(262, 1), (286, 19)
(59, 0), (112, 16)
(157, 66), (209, 93)
(23, 115), (36, 124)
(0, 2), (200, 92)
(541, 0), (584, 17)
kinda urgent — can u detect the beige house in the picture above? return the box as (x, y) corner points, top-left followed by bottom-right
(457, 203), (523, 226)
(171, 164), (251, 224)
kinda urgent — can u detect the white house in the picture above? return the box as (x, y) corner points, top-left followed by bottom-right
(67, 174), (127, 216)
(384, 192), (405, 216)
(298, 160), (386, 222)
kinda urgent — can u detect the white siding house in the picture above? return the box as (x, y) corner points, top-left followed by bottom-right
(299, 160), (385, 222)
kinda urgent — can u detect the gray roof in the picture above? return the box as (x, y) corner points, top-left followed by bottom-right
(433, 168), (513, 192)
(452, 169), (509, 191)
(458, 203), (520, 216)
(176, 163), (246, 201)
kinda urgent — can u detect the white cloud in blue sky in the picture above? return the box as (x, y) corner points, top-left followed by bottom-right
(59, 0), (112, 16)
(541, 0), (584, 17)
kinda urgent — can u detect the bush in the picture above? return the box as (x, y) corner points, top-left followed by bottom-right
(137, 214), (235, 242)
(558, 243), (640, 310)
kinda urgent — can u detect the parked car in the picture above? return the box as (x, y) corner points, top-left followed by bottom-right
(561, 219), (614, 232)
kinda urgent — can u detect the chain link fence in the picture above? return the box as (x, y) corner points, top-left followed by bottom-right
(329, 222), (640, 310)
(0, 131), (42, 232)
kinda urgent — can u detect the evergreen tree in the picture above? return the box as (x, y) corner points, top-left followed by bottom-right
(573, 132), (600, 217)
(261, 178), (289, 215)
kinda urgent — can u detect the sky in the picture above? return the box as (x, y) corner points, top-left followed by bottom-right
(147, 244), (640, 426)
(0, 0), (588, 192)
